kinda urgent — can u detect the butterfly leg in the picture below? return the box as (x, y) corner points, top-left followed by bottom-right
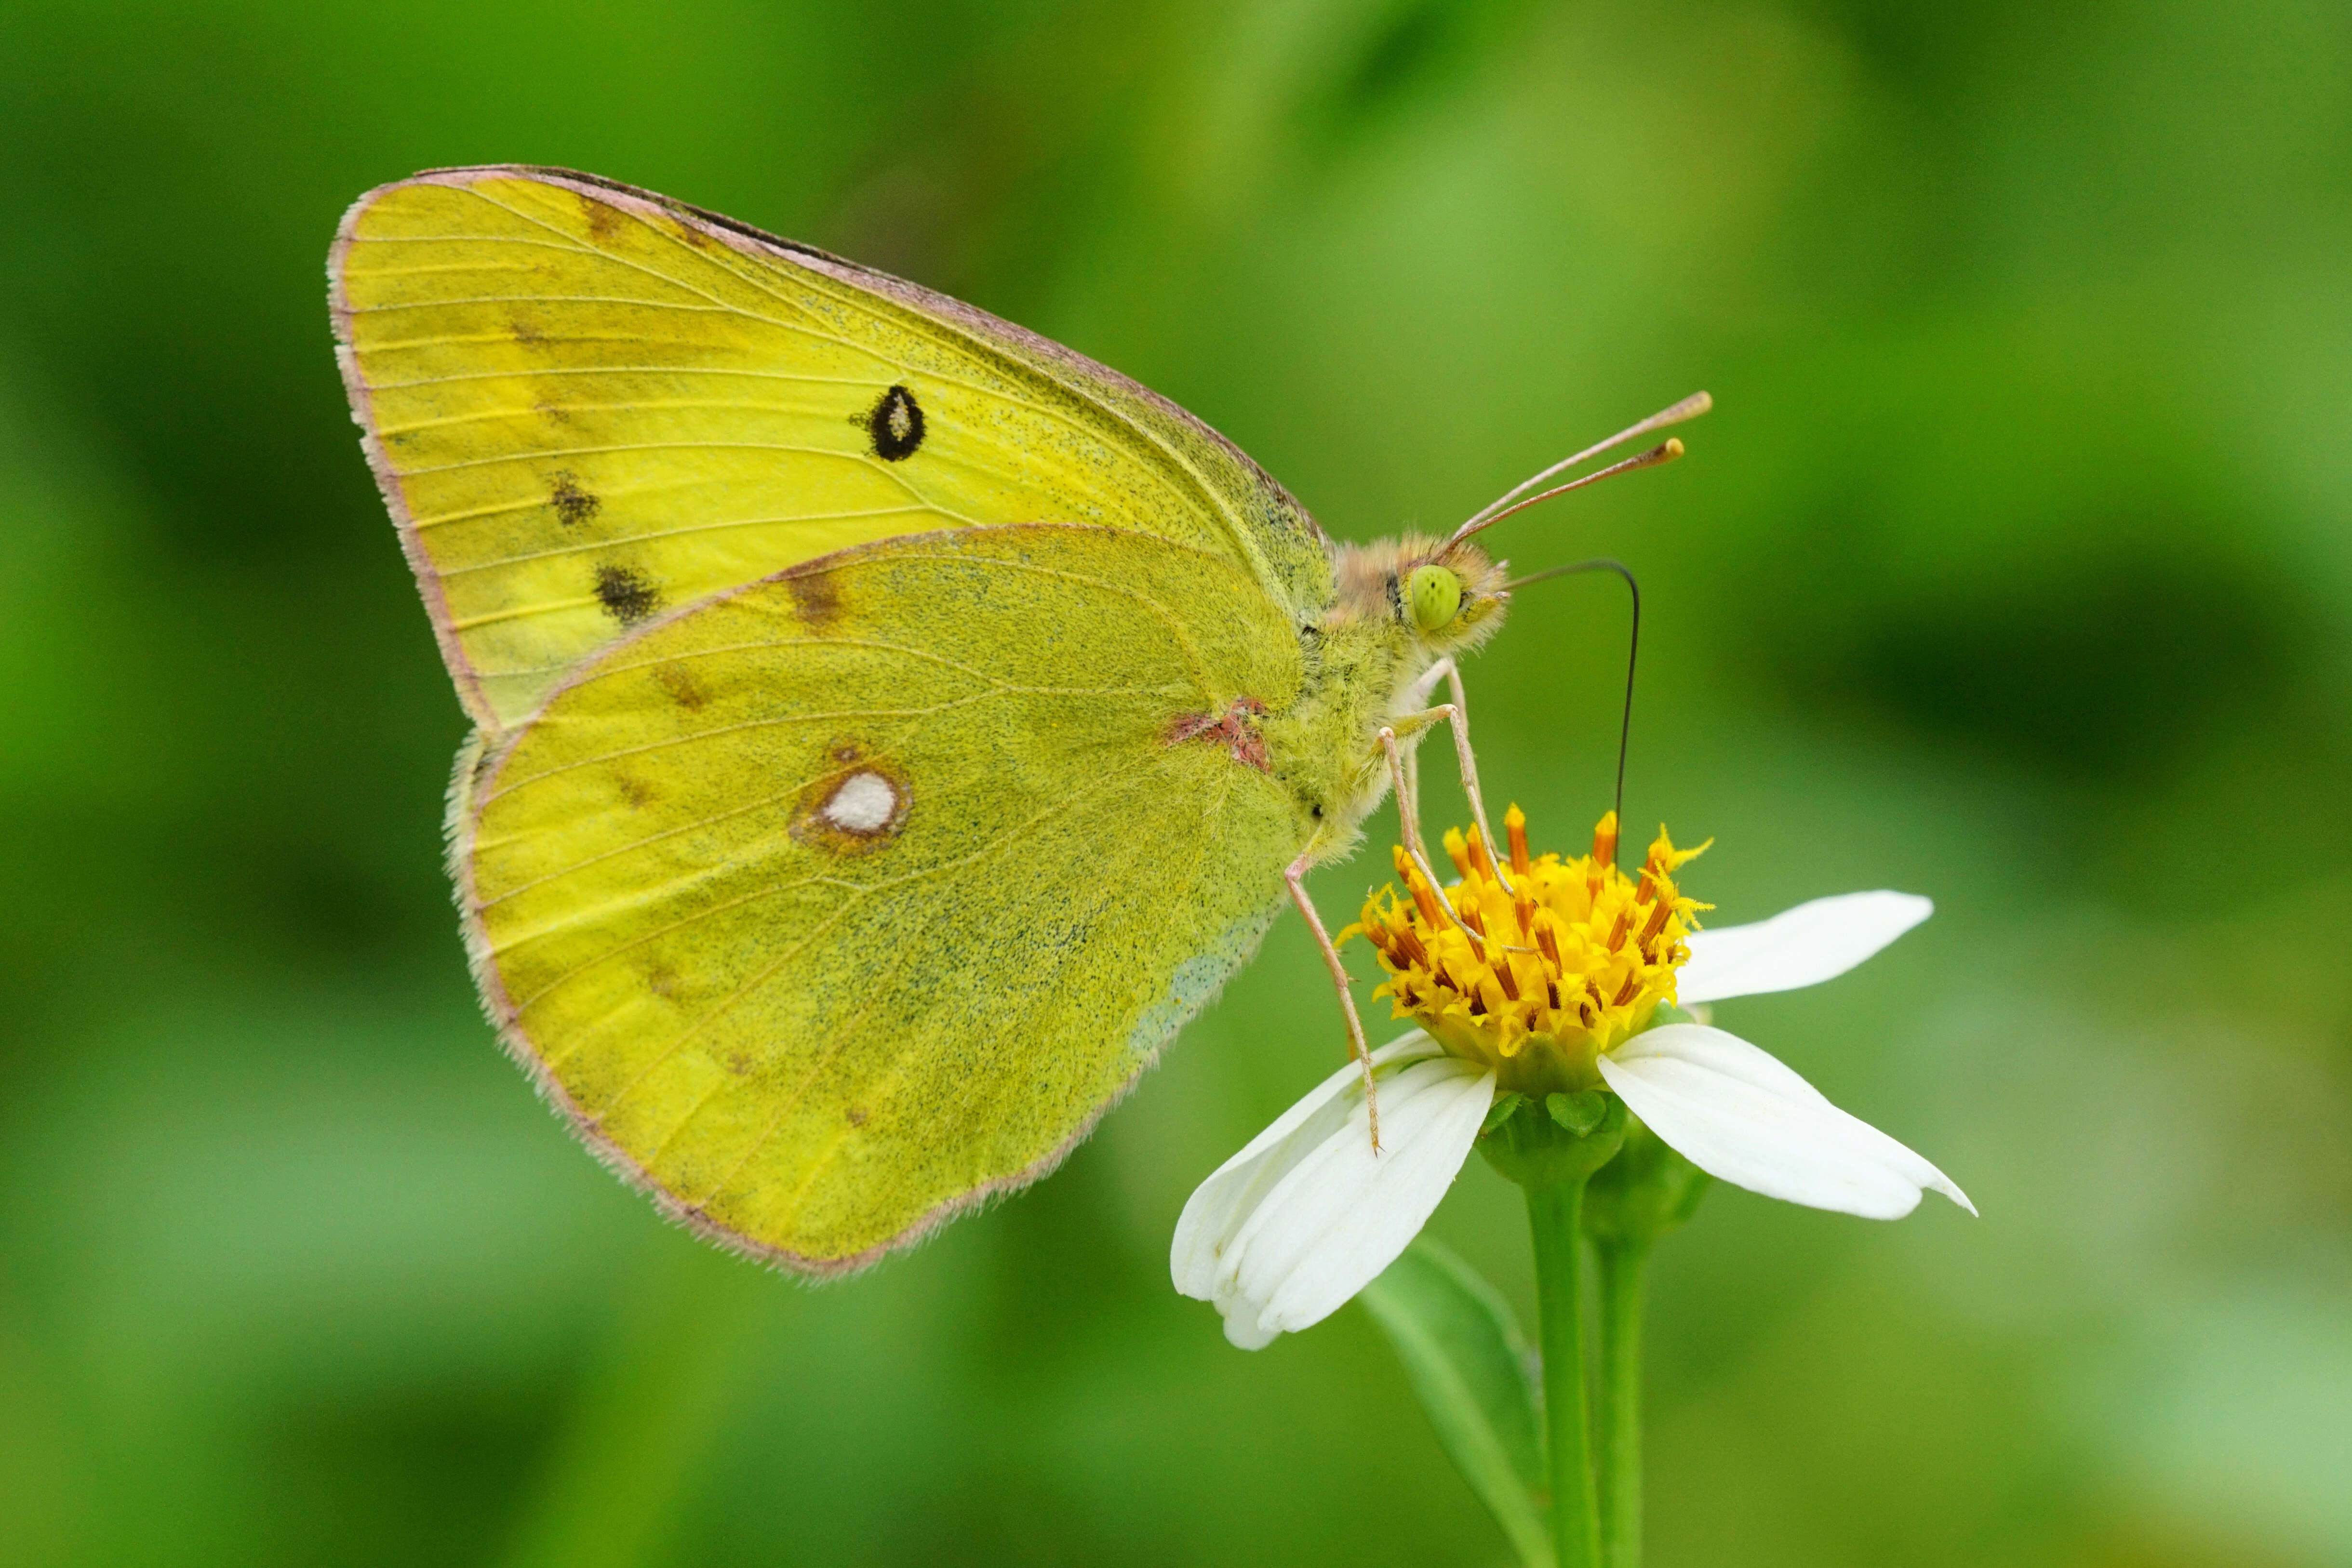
(1373, 705), (1524, 903)
(1386, 671), (1519, 899)
(1401, 654), (1458, 712)
(1390, 656), (1457, 842)
(1383, 658), (1518, 898)
(1443, 666), (1520, 894)
(1285, 852), (1382, 1152)
(1377, 722), (1467, 923)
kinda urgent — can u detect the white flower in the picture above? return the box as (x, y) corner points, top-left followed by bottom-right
(1173, 886), (1971, 1348)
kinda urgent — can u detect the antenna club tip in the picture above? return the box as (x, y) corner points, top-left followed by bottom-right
(1662, 437), (1685, 459)
(1688, 390), (1714, 413)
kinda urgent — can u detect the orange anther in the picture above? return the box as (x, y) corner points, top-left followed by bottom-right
(1640, 897), (1674, 943)
(1506, 805), (1532, 876)
(1467, 824), (1496, 879)
(1399, 849), (1447, 929)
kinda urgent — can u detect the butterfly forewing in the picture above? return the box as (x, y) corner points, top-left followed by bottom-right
(333, 168), (1329, 729)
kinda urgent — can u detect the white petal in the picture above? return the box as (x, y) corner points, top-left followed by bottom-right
(1173, 1036), (1494, 1349)
(1171, 1032), (1438, 1298)
(1597, 1023), (1974, 1220)
(1678, 891), (1933, 1003)
(1231, 1061), (1496, 1337)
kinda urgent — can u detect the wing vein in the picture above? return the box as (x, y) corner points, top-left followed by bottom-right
(437, 506), (935, 574)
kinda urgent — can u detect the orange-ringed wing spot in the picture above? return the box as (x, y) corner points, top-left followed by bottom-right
(594, 563), (662, 625)
(790, 749), (910, 855)
(863, 385), (925, 462)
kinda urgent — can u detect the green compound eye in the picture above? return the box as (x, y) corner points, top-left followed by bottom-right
(1405, 564), (1464, 633)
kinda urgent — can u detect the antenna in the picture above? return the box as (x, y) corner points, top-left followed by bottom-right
(1502, 558), (1640, 870)
(1449, 391), (1711, 546)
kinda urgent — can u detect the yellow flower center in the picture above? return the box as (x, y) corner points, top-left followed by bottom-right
(1348, 808), (1712, 1095)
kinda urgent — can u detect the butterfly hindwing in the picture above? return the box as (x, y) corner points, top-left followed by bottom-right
(457, 525), (1311, 1269)
(331, 166), (1331, 730)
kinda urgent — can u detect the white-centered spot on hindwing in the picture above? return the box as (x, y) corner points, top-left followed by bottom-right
(822, 771), (899, 834)
(788, 747), (909, 855)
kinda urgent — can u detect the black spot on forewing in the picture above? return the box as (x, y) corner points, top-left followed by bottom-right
(864, 385), (925, 461)
(550, 472), (601, 526)
(594, 564), (661, 625)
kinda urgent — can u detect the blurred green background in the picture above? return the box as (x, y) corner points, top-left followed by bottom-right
(4, 0), (2349, 1563)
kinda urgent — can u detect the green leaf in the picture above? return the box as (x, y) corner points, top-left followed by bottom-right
(1360, 1238), (1551, 1568)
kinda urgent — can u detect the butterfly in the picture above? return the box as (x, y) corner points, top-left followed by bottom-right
(330, 165), (1702, 1274)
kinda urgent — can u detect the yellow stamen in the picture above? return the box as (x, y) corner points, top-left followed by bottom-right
(1360, 807), (1713, 1094)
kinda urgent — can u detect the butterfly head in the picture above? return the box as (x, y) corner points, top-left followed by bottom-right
(1403, 542), (1510, 653)
(1333, 534), (1510, 653)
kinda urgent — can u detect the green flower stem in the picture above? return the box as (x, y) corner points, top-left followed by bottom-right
(1581, 1099), (1713, 1568)
(1593, 1240), (1648, 1568)
(1526, 1172), (1604, 1568)
(1485, 1094), (1626, 1568)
